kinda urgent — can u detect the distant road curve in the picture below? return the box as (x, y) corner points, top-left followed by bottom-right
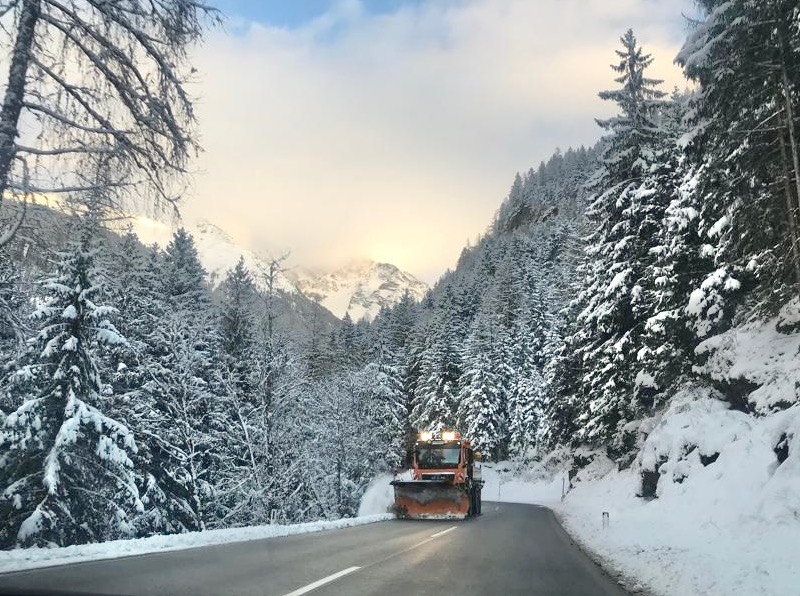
(0, 502), (628, 596)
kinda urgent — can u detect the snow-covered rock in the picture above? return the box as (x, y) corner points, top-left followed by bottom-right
(694, 313), (800, 412)
(288, 260), (428, 321)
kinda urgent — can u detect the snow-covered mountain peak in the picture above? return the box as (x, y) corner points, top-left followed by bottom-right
(130, 216), (294, 293)
(130, 216), (426, 321)
(193, 219), (236, 245)
(288, 260), (428, 322)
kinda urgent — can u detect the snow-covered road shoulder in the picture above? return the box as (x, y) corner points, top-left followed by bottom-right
(0, 514), (393, 574)
(480, 393), (800, 596)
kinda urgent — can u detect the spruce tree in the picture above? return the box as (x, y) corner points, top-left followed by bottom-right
(568, 30), (667, 459)
(136, 229), (224, 530)
(456, 313), (506, 459)
(0, 227), (142, 548)
(411, 311), (462, 431)
(634, 94), (702, 408)
(677, 0), (800, 315)
(220, 257), (257, 362)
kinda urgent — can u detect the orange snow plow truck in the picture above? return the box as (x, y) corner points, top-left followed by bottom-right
(391, 430), (483, 519)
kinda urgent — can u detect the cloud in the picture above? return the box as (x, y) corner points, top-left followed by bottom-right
(185, 0), (693, 283)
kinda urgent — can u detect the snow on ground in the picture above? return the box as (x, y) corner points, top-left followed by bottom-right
(0, 514), (392, 574)
(482, 312), (800, 596)
(481, 461), (565, 505)
(484, 394), (800, 596)
(694, 304), (800, 411)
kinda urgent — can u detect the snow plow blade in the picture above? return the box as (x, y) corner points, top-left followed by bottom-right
(391, 480), (470, 519)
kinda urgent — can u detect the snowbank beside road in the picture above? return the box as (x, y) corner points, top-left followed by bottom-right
(558, 458), (800, 596)
(485, 397), (800, 596)
(0, 514), (393, 574)
(484, 310), (800, 596)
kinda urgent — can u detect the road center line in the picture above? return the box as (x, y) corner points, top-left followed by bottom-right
(361, 526), (459, 571)
(430, 526), (457, 538)
(279, 566), (360, 596)
(278, 525), (459, 596)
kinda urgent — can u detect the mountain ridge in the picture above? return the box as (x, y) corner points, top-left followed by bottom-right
(131, 216), (428, 321)
(288, 260), (429, 322)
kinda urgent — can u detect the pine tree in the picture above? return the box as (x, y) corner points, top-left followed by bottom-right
(0, 253), (28, 417)
(214, 257), (266, 526)
(506, 294), (546, 459)
(98, 235), (204, 536)
(219, 257), (257, 363)
(568, 30), (668, 459)
(0, 253), (25, 354)
(0, 227), (142, 548)
(366, 346), (407, 470)
(635, 94), (702, 408)
(595, 29), (666, 186)
(411, 309), (462, 431)
(456, 313), (506, 459)
(677, 0), (800, 315)
(135, 229), (224, 531)
(163, 228), (209, 301)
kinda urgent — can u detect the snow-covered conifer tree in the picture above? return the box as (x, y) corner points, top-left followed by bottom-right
(677, 0), (800, 313)
(0, 226), (142, 548)
(457, 313), (507, 460)
(135, 229), (224, 530)
(567, 30), (669, 459)
(411, 313), (462, 431)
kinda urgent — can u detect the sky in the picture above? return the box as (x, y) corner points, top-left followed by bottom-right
(182, 0), (696, 284)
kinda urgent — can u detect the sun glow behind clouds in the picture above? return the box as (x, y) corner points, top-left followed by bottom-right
(186, 0), (693, 284)
(368, 241), (419, 269)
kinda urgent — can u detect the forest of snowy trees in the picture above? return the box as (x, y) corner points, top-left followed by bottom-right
(2, 0), (800, 548)
(0, 212), (408, 547)
(400, 1), (800, 473)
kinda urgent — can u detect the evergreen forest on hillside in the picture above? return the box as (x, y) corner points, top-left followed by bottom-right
(2, 1), (800, 548)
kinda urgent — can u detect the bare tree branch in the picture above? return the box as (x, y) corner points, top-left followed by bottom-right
(0, 0), (217, 245)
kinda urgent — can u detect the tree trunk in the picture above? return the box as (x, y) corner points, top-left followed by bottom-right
(778, 28), (800, 294)
(778, 113), (800, 292)
(0, 0), (40, 205)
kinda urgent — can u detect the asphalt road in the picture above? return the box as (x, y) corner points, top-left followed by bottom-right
(0, 503), (628, 596)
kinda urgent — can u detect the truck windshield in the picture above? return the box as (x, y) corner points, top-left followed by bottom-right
(417, 446), (460, 469)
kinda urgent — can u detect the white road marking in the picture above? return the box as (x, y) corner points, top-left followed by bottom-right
(280, 524), (458, 594)
(280, 566), (361, 596)
(365, 525), (460, 570)
(430, 526), (457, 538)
